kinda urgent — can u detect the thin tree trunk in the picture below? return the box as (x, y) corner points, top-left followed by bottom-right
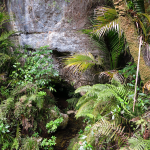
(113, 0), (150, 84)
(133, 36), (142, 112)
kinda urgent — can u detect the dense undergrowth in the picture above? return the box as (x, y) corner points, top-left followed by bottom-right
(0, 6), (65, 150)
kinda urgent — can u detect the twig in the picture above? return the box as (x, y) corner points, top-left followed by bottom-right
(133, 36), (142, 112)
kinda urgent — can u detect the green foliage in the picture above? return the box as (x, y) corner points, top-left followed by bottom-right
(75, 119), (126, 149)
(78, 140), (93, 150)
(0, 6), (16, 72)
(46, 117), (64, 133)
(21, 136), (40, 150)
(87, 119), (126, 149)
(11, 123), (21, 150)
(78, 129), (84, 134)
(0, 53), (10, 67)
(103, 30), (127, 69)
(66, 98), (79, 110)
(0, 90), (47, 121)
(0, 121), (13, 150)
(41, 136), (56, 150)
(65, 0), (70, 2)
(127, 1), (134, 10)
(0, 44), (59, 139)
(136, 13), (150, 43)
(94, 6), (120, 39)
(127, 0), (145, 13)
(63, 52), (103, 73)
(93, 6), (129, 70)
(121, 133), (150, 150)
(94, 7), (118, 30)
(11, 45), (58, 89)
(32, 132), (39, 138)
(119, 62), (137, 79)
(75, 79), (135, 121)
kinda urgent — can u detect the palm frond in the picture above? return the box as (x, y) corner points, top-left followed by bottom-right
(93, 10), (127, 69)
(132, 0), (145, 13)
(64, 52), (103, 73)
(94, 7), (118, 29)
(95, 19), (120, 38)
(136, 13), (150, 42)
(104, 30), (126, 69)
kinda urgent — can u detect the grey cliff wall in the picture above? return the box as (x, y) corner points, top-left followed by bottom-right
(5, 0), (106, 88)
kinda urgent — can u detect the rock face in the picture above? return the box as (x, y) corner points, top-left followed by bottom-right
(5, 0), (106, 88)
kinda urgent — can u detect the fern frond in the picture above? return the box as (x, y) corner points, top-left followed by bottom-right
(0, 31), (15, 42)
(127, 133), (150, 150)
(75, 85), (92, 94)
(11, 83), (37, 96)
(75, 81), (134, 122)
(11, 138), (19, 150)
(0, 97), (14, 119)
(66, 98), (79, 110)
(16, 123), (21, 140)
(0, 11), (10, 26)
(76, 100), (95, 119)
(21, 137), (40, 150)
(2, 141), (10, 150)
(0, 53), (10, 67)
(87, 119), (127, 148)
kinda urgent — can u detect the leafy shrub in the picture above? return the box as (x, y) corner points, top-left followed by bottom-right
(46, 117), (64, 133)
(11, 45), (58, 90)
(0, 121), (13, 150)
(41, 136), (56, 150)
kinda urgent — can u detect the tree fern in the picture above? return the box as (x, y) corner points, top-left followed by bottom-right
(75, 79), (134, 121)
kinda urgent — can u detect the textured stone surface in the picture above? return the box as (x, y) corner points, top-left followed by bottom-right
(7, 0), (65, 32)
(6, 0), (106, 87)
